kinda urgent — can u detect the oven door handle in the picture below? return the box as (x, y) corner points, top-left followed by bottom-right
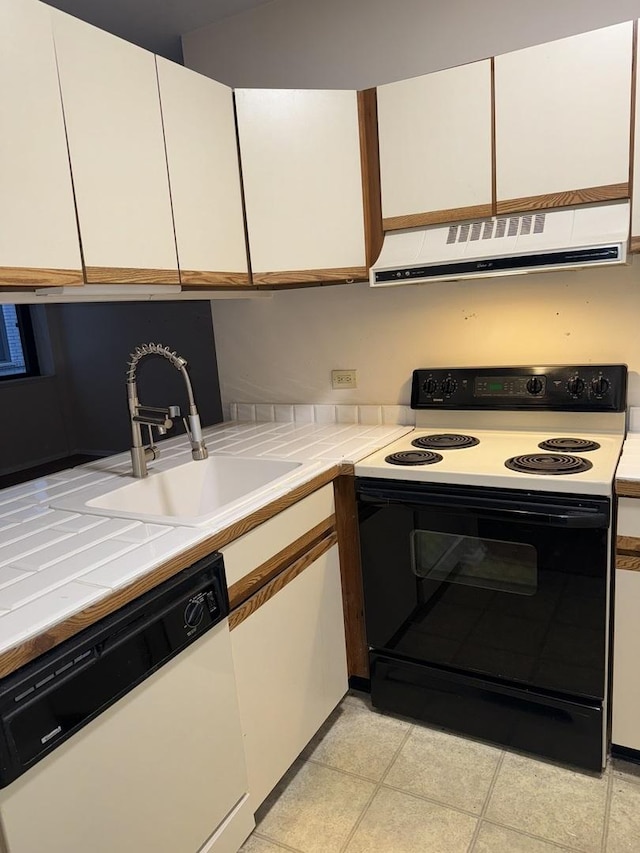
(357, 490), (609, 528)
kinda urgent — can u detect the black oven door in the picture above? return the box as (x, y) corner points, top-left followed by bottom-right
(357, 478), (610, 702)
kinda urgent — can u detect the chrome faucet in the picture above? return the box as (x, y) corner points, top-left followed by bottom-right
(126, 342), (209, 478)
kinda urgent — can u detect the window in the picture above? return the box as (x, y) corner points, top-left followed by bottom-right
(0, 305), (39, 379)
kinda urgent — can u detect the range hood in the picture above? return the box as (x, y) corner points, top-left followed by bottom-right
(370, 200), (630, 286)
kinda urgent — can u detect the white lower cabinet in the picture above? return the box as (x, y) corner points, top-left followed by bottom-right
(230, 543), (348, 810)
(613, 498), (640, 751)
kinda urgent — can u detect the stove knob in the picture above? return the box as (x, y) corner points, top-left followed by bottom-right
(567, 377), (585, 397)
(526, 376), (543, 395)
(590, 376), (610, 398)
(441, 377), (457, 397)
(422, 377), (438, 396)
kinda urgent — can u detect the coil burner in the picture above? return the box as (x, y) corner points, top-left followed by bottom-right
(385, 450), (444, 466)
(505, 453), (593, 475)
(538, 438), (601, 452)
(412, 433), (480, 450)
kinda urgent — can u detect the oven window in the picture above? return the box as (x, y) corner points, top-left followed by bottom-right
(411, 531), (537, 595)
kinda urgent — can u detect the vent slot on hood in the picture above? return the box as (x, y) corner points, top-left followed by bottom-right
(446, 213), (547, 246)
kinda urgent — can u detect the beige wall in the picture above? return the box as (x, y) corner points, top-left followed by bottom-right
(183, 0), (640, 89)
(211, 262), (640, 412)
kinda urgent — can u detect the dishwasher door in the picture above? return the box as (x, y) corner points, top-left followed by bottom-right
(0, 620), (253, 853)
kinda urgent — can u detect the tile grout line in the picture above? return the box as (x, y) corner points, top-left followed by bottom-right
(466, 751), (505, 852)
(337, 723), (416, 853)
(600, 765), (614, 852)
(249, 831), (305, 852)
(478, 816), (594, 853)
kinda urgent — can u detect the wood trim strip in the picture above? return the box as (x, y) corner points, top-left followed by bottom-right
(496, 183), (629, 215)
(629, 236), (640, 254)
(616, 554), (640, 572)
(357, 89), (384, 267)
(228, 514), (336, 610)
(616, 479), (640, 498)
(334, 475), (368, 679)
(383, 204), (494, 232)
(85, 266), (181, 285)
(0, 267), (84, 287)
(253, 266), (368, 286)
(178, 270), (251, 287)
(490, 57), (497, 217)
(229, 532), (338, 630)
(617, 535), (640, 556)
(629, 21), (637, 239)
(0, 465), (346, 680)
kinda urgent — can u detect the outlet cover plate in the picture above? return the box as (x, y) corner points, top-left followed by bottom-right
(332, 369), (357, 389)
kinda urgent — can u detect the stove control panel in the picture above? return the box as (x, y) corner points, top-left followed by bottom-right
(411, 365), (627, 411)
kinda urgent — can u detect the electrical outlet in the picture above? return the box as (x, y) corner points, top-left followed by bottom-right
(332, 369), (357, 389)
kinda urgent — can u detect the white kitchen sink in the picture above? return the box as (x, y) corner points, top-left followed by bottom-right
(52, 456), (313, 526)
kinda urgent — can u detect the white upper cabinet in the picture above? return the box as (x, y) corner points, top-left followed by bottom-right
(495, 22), (633, 212)
(155, 59), (249, 286)
(51, 9), (179, 284)
(0, 0), (82, 286)
(377, 60), (493, 229)
(235, 89), (367, 284)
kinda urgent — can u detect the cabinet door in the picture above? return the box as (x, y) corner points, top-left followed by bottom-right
(613, 568), (640, 750)
(377, 60), (493, 230)
(51, 10), (179, 284)
(495, 22), (633, 213)
(155, 58), (249, 286)
(612, 500), (640, 750)
(0, 0), (82, 287)
(230, 543), (348, 809)
(235, 89), (366, 285)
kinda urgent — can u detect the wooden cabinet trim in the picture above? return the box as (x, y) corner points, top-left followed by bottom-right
(253, 266), (368, 286)
(229, 532), (338, 630)
(617, 554), (640, 572)
(0, 267), (84, 287)
(179, 270), (251, 287)
(630, 236), (640, 253)
(617, 535), (640, 556)
(496, 182), (629, 215)
(0, 464), (345, 680)
(616, 479), (640, 497)
(334, 475), (369, 679)
(228, 514), (336, 610)
(85, 266), (181, 285)
(383, 203), (494, 232)
(357, 89), (383, 267)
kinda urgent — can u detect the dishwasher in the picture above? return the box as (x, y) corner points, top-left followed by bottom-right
(0, 552), (253, 853)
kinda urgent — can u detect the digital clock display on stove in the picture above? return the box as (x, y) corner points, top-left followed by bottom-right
(474, 376), (543, 397)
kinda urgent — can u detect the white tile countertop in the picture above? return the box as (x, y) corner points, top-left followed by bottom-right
(616, 407), (640, 483)
(0, 421), (411, 662)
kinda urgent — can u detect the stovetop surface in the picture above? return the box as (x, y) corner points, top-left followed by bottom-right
(355, 426), (625, 496)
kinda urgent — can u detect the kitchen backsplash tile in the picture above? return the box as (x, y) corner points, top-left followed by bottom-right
(230, 402), (416, 426)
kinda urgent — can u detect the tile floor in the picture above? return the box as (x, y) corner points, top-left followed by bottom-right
(241, 692), (640, 853)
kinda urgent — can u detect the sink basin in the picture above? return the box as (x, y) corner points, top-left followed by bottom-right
(52, 456), (308, 526)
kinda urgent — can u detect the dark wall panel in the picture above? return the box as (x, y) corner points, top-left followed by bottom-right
(0, 301), (223, 476)
(53, 301), (223, 455)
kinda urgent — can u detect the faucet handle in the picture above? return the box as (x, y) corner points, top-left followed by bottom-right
(168, 405), (181, 418)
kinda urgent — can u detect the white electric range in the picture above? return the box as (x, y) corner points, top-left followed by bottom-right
(355, 364), (628, 772)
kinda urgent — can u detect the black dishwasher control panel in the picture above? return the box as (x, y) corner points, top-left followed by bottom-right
(0, 552), (228, 787)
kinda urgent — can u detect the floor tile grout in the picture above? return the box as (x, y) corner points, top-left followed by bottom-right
(600, 767), (614, 852)
(478, 816), (599, 853)
(249, 831), (305, 852)
(467, 751), (505, 851)
(338, 723), (415, 853)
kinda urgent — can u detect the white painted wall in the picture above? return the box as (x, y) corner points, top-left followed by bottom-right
(211, 262), (640, 413)
(183, 0), (640, 89)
